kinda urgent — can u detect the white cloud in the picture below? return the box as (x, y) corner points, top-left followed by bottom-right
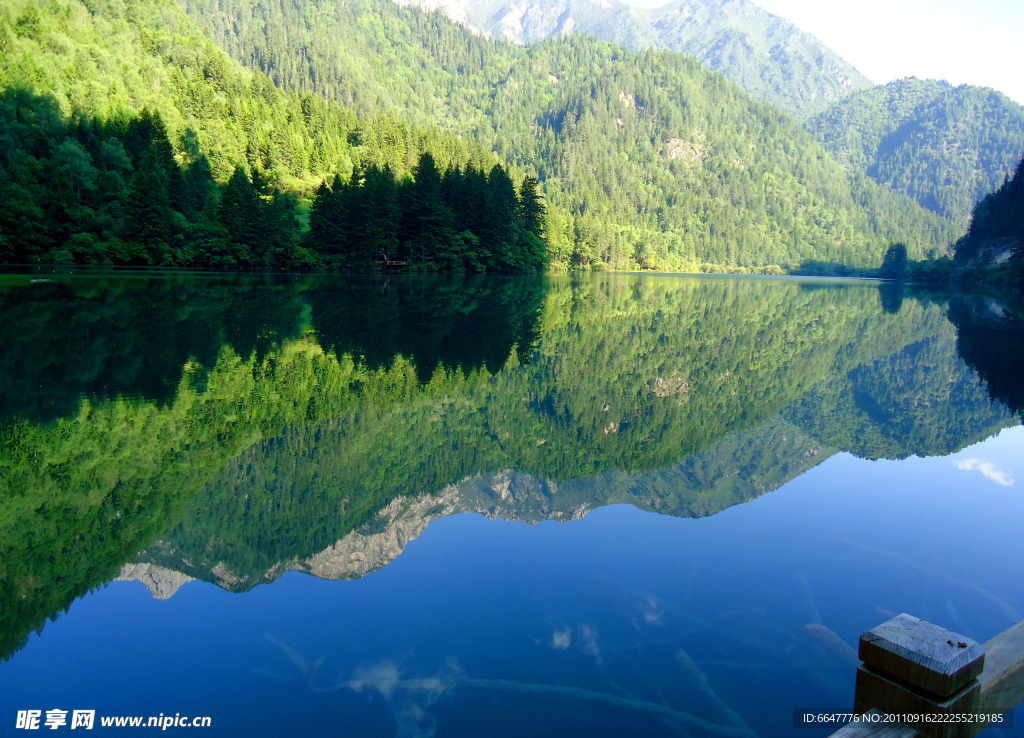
(551, 628), (572, 649)
(955, 457), (1014, 487)
(347, 659), (464, 738)
(579, 624), (602, 665)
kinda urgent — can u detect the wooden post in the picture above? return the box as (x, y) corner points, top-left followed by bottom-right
(854, 614), (984, 738)
(828, 614), (1024, 738)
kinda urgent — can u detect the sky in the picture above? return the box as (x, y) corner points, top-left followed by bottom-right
(620, 0), (1024, 104)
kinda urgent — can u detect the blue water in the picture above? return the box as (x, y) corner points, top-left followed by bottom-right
(1, 274), (1022, 737)
(3, 430), (1022, 736)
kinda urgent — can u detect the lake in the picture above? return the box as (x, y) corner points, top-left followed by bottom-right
(0, 273), (1021, 737)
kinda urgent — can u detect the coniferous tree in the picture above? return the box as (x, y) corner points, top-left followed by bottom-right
(362, 165), (400, 263)
(518, 176), (545, 240)
(404, 153), (456, 266)
(483, 165), (519, 270)
(182, 155), (215, 220)
(218, 166), (260, 266)
(308, 180), (336, 256)
(261, 191), (302, 267)
(517, 175), (548, 271)
(341, 164), (367, 262)
(125, 152), (172, 264)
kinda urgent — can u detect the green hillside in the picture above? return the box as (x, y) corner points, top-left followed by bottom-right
(806, 78), (1024, 229)
(179, 0), (958, 269)
(0, 0), (557, 268)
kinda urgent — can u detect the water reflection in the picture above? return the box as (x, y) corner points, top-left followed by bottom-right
(0, 274), (545, 421)
(947, 292), (1024, 416)
(1, 274), (1021, 674)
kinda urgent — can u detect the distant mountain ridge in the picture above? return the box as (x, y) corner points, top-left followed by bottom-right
(400, 0), (872, 118)
(405, 0), (1023, 229)
(806, 78), (1024, 228)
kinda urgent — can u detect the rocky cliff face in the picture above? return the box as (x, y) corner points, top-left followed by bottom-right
(116, 563), (195, 599)
(292, 488), (462, 581)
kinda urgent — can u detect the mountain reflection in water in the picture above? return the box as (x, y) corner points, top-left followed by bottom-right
(1, 274), (1022, 730)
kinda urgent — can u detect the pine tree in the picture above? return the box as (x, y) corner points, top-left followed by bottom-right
(125, 152), (172, 264)
(362, 165), (399, 263)
(308, 180), (335, 254)
(518, 176), (545, 239)
(483, 165), (519, 270)
(404, 153), (456, 266)
(218, 166), (260, 266)
(182, 155), (215, 220)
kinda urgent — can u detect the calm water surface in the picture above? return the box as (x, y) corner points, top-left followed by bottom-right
(1, 273), (1022, 737)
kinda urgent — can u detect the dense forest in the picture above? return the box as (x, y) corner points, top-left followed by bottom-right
(0, 0), (535, 269)
(309, 156), (547, 271)
(2, 274), (1017, 659)
(0, 66), (537, 269)
(1, 95), (299, 268)
(806, 79), (1024, 228)
(0, 0), (960, 271)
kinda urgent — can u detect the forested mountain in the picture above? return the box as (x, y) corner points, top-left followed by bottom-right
(806, 79), (1024, 229)
(402, 0), (872, 119)
(953, 156), (1024, 273)
(0, 0), (552, 269)
(174, 0), (955, 269)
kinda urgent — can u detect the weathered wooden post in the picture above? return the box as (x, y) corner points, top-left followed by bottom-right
(854, 614), (985, 738)
(830, 616), (1024, 738)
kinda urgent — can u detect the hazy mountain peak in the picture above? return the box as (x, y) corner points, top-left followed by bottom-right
(397, 0), (872, 117)
(394, 0), (489, 34)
